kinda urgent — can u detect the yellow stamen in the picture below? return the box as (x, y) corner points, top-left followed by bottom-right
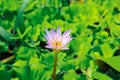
(53, 41), (62, 48)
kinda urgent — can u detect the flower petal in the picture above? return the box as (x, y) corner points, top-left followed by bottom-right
(62, 37), (73, 46)
(51, 29), (57, 41)
(44, 35), (49, 41)
(45, 45), (53, 49)
(56, 26), (61, 41)
(45, 29), (54, 42)
(44, 35), (53, 45)
(62, 29), (72, 39)
(61, 47), (69, 50)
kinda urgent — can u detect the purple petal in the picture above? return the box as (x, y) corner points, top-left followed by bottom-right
(51, 29), (56, 38)
(57, 26), (61, 36)
(51, 29), (57, 42)
(45, 45), (53, 49)
(44, 35), (49, 41)
(62, 29), (72, 39)
(67, 37), (73, 43)
(45, 29), (53, 42)
(62, 37), (73, 46)
(51, 29), (56, 36)
(44, 35), (53, 45)
(56, 26), (61, 41)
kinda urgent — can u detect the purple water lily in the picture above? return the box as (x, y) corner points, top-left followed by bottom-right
(45, 26), (73, 51)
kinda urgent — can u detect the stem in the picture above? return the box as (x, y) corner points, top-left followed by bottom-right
(52, 52), (58, 80)
(0, 55), (15, 64)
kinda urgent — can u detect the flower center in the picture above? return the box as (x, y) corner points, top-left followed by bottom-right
(53, 41), (62, 48)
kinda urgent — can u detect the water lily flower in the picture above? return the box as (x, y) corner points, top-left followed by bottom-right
(45, 26), (72, 51)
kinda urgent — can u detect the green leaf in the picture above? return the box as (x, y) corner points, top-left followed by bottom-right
(41, 71), (51, 80)
(22, 26), (32, 39)
(17, 46), (29, 60)
(100, 43), (117, 58)
(16, 26), (32, 39)
(63, 70), (82, 80)
(111, 24), (120, 36)
(0, 65), (11, 80)
(41, 52), (54, 68)
(24, 65), (31, 80)
(78, 56), (92, 70)
(71, 34), (92, 55)
(0, 41), (8, 53)
(76, 22), (88, 34)
(29, 56), (47, 80)
(24, 1), (36, 12)
(28, 56), (39, 65)
(28, 25), (40, 42)
(101, 56), (120, 72)
(51, 20), (64, 29)
(0, 26), (16, 46)
(30, 63), (46, 80)
(14, 0), (29, 33)
(93, 71), (112, 80)
(58, 52), (66, 66)
(60, 7), (71, 21)
(61, 59), (75, 71)
(13, 60), (31, 80)
(25, 39), (40, 48)
(102, 0), (115, 14)
(1, 0), (21, 11)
